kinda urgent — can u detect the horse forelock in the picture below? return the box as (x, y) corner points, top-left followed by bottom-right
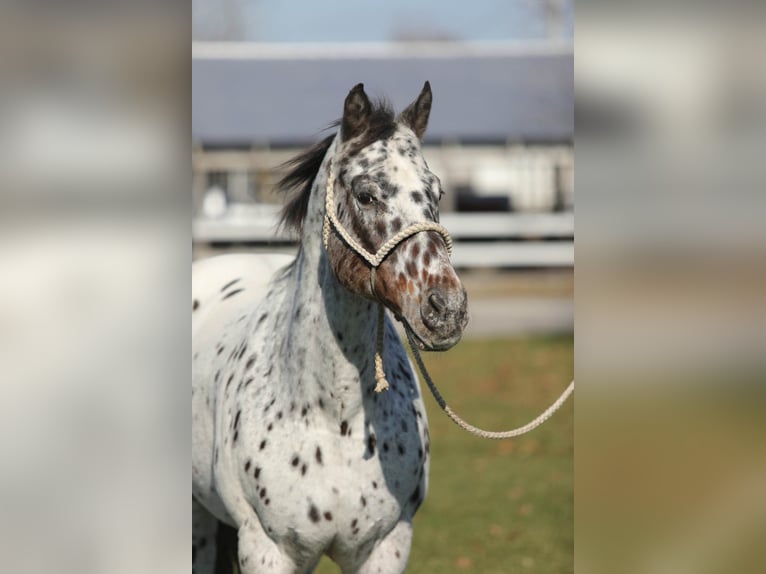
(344, 98), (396, 155)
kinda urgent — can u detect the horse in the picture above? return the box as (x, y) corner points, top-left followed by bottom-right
(192, 82), (469, 574)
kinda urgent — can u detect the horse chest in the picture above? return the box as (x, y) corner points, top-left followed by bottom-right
(229, 372), (429, 552)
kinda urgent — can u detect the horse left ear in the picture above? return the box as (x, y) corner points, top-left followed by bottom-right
(342, 83), (372, 141)
(398, 81), (432, 140)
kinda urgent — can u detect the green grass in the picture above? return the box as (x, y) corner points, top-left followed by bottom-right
(316, 335), (574, 574)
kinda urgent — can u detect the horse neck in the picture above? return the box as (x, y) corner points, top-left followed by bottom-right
(280, 140), (378, 410)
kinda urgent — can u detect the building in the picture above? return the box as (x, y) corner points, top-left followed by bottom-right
(192, 42), (573, 216)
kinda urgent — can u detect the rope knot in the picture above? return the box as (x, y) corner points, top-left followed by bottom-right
(374, 355), (389, 393)
(373, 304), (389, 393)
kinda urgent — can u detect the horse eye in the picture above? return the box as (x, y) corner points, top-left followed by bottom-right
(356, 191), (375, 206)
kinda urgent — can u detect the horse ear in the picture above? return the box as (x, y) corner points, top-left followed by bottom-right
(342, 83), (372, 141)
(398, 81), (432, 140)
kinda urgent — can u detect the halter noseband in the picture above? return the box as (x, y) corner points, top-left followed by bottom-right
(321, 159), (453, 392)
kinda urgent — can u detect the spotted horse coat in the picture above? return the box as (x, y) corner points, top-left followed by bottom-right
(192, 82), (469, 574)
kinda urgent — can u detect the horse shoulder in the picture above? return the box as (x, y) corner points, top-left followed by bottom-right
(193, 253), (294, 328)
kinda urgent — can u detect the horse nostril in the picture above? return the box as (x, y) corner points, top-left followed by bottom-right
(420, 285), (468, 346)
(428, 291), (447, 315)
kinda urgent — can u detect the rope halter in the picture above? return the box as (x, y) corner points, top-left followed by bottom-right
(321, 156), (574, 438)
(322, 159), (452, 392)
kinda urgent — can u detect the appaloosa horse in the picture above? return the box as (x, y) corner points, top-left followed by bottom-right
(192, 82), (468, 573)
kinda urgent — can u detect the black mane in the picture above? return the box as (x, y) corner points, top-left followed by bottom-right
(277, 100), (396, 235)
(277, 131), (336, 234)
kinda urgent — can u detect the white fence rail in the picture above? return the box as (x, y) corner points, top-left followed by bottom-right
(193, 205), (573, 268)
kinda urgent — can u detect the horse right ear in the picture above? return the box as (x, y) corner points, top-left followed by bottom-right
(398, 81), (432, 140)
(341, 83), (371, 141)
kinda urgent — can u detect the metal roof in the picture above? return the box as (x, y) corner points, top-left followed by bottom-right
(192, 42), (573, 146)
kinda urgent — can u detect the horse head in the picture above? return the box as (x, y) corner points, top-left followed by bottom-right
(324, 82), (468, 351)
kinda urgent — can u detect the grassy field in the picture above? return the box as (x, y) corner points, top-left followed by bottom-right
(315, 335), (574, 574)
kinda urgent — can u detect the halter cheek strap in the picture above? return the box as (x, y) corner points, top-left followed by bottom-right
(322, 159), (453, 392)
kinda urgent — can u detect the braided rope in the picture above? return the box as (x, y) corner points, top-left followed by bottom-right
(322, 158), (574, 437)
(406, 330), (574, 439)
(373, 305), (389, 392)
(323, 162), (453, 265)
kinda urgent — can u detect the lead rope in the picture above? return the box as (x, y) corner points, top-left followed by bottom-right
(406, 325), (575, 439)
(323, 159), (574, 438)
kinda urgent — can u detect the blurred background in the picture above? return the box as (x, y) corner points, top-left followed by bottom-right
(0, 3), (189, 574)
(192, 1), (573, 573)
(2, 1), (762, 573)
(192, 0), (574, 335)
(576, 3), (766, 574)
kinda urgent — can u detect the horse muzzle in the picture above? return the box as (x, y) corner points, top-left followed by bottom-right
(417, 284), (469, 351)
